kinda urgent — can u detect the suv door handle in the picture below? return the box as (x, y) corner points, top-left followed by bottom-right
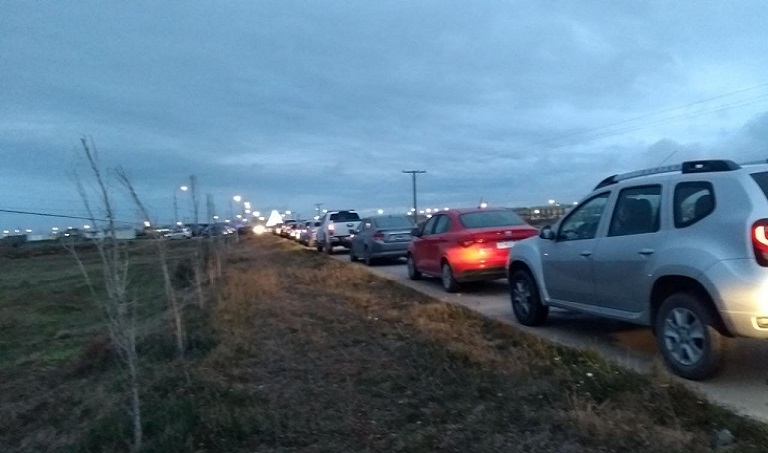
(638, 248), (655, 255)
(579, 251), (592, 257)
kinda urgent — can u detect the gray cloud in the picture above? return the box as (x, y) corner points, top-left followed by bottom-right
(2, 1), (768, 230)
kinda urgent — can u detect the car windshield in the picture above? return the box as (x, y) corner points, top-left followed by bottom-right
(459, 210), (526, 228)
(373, 216), (413, 229)
(330, 211), (360, 222)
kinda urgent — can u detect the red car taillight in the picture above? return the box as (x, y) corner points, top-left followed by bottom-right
(458, 236), (484, 247)
(752, 219), (768, 267)
(328, 223), (335, 231)
(373, 231), (384, 241)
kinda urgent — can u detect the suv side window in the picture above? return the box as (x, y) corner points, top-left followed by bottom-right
(608, 185), (661, 237)
(674, 182), (715, 228)
(421, 216), (438, 236)
(433, 215), (451, 234)
(359, 219), (372, 232)
(558, 193), (609, 241)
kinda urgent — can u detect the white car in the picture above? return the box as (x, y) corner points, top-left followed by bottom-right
(164, 227), (192, 239)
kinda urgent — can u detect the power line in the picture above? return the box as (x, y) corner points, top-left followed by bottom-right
(504, 82), (768, 154)
(0, 208), (138, 225)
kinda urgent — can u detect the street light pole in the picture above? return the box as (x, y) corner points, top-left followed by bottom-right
(402, 170), (426, 218)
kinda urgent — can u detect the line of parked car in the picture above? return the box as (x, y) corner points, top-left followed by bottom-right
(273, 158), (768, 381)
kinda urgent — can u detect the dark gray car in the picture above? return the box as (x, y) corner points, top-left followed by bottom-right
(349, 215), (415, 265)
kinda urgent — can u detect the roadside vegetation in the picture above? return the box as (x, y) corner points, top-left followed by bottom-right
(1, 235), (767, 452)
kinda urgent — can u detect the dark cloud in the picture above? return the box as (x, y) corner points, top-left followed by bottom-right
(2, 1), (768, 230)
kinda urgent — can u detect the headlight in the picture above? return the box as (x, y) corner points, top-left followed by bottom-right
(252, 225), (266, 235)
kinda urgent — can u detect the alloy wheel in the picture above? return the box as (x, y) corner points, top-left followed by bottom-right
(662, 307), (706, 366)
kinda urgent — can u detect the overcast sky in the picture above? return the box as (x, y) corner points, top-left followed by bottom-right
(2, 1), (768, 231)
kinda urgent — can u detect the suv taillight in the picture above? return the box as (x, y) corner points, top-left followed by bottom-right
(328, 223), (335, 232)
(373, 231), (384, 241)
(752, 219), (768, 267)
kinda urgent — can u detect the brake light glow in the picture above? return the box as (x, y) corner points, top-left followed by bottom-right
(459, 237), (484, 247)
(328, 223), (335, 231)
(373, 231), (385, 241)
(752, 219), (768, 267)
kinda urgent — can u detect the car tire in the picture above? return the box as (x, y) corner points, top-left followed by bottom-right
(364, 247), (375, 266)
(350, 247), (359, 262)
(325, 241), (334, 255)
(655, 292), (724, 380)
(407, 254), (421, 280)
(509, 270), (549, 326)
(441, 262), (460, 293)
(316, 242), (323, 252)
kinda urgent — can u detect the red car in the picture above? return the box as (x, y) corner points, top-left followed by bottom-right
(407, 208), (538, 292)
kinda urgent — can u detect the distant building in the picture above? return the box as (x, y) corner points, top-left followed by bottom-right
(513, 204), (570, 227)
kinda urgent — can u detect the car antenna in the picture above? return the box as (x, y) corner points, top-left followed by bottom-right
(656, 149), (678, 166)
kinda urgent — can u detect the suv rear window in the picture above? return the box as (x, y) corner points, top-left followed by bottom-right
(459, 210), (525, 228)
(330, 211), (360, 222)
(674, 181), (715, 228)
(751, 172), (768, 200)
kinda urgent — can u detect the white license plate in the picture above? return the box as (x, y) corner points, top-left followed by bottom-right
(496, 241), (516, 249)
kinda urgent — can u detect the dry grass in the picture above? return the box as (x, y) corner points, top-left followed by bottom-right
(2, 235), (768, 452)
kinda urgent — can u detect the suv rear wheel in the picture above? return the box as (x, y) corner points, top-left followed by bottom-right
(324, 242), (334, 255)
(655, 292), (724, 380)
(509, 270), (549, 326)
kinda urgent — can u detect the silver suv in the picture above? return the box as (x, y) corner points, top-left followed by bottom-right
(507, 159), (768, 380)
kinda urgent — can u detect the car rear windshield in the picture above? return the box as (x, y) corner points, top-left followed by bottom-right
(374, 216), (413, 229)
(330, 211), (360, 222)
(751, 172), (768, 200)
(459, 210), (526, 228)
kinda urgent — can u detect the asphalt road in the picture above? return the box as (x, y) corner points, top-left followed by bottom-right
(328, 251), (768, 423)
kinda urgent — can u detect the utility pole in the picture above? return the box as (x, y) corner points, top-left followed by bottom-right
(189, 175), (199, 226)
(402, 170), (426, 218)
(206, 193), (215, 224)
(173, 190), (178, 225)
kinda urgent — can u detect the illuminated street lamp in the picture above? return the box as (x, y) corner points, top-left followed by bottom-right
(548, 199), (555, 205)
(377, 209), (384, 214)
(174, 185), (189, 225)
(233, 195), (242, 203)
(143, 221), (151, 228)
(479, 202), (488, 209)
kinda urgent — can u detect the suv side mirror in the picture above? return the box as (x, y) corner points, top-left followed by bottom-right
(410, 227), (422, 237)
(349, 229), (358, 235)
(539, 225), (555, 240)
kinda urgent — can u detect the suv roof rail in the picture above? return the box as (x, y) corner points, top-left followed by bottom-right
(682, 159), (739, 173)
(593, 159), (741, 190)
(741, 158), (768, 165)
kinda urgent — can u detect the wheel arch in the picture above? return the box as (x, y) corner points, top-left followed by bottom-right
(650, 275), (731, 337)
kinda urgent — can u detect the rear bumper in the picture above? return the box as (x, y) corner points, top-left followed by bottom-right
(446, 246), (510, 282)
(329, 235), (352, 247)
(454, 266), (507, 282)
(370, 241), (409, 258)
(703, 258), (768, 338)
